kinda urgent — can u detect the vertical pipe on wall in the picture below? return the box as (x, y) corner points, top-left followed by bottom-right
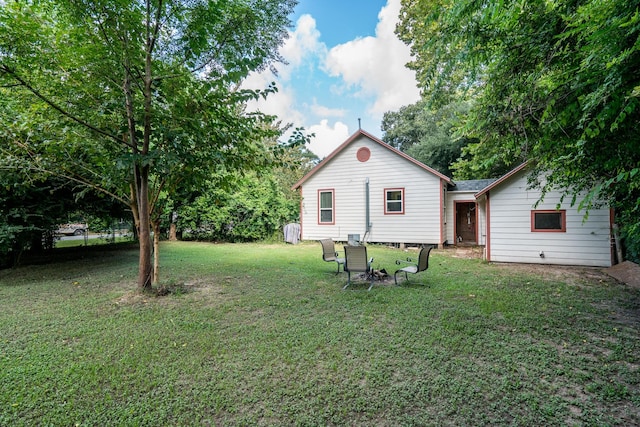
(365, 177), (371, 234)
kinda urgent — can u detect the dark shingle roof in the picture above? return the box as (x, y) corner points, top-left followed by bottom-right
(448, 179), (498, 192)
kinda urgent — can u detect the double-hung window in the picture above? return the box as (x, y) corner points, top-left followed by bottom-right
(318, 189), (335, 224)
(385, 188), (405, 214)
(531, 210), (566, 232)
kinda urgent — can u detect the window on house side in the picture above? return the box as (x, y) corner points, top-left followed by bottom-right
(319, 190), (334, 224)
(531, 210), (566, 232)
(385, 188), (404, 214)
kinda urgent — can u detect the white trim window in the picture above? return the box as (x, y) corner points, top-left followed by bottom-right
(385, 188), (405, 215)
(318, 189), (335, 224)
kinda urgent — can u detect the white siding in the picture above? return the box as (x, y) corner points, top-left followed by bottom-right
(477, 198), (487, 246)
(488, 170), (612, 267)
(445, 191), (488, 246)
(300, 135), (443, 244)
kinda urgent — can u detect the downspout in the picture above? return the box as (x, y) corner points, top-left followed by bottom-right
(364, 177), (371, 241)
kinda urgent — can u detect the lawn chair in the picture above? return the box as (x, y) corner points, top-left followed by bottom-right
(343, 245), (374, 291)
(319, 239), (345, 273)
(394, 246), (433, 285)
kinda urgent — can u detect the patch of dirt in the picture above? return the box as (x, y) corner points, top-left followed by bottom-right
(604, 261), (640, 288)
(444, 246), (485, 259)
(441, 246), (618, 288)
(113, 278), (238, 307)
(491, 262), (614, 286)
(348, 270), (396, 286)
(114, 291), (152, 306)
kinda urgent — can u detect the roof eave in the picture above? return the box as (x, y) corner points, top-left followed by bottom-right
(474, 162), (529, 199)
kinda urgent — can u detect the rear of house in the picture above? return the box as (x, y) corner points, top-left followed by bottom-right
(293, 130), (613, 268)
(293, 130), (450, 246)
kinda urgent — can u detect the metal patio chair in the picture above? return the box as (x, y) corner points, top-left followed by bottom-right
(343, 245), (374, 291)
(319, 239), (345, 273)
(394, 246), (433, 285)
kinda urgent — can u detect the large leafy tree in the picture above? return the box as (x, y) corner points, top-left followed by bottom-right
(397, 0), (640, 260)
(381, 99), (475, 177)
(0, 0), (300, 288)
(176, 170), (296, 242)
(168, 137), (316, 242)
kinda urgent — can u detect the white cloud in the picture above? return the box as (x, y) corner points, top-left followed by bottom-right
(242, 71), (305, 128)
(308, 99), (346, 118)
(242, 13), (324, 89)
(242, 15), (324, 135)
(242, 1), (420, 158)
(323, 0), (420, 116)
(279, 14), (326, 75)
(307, 120), (350, 158)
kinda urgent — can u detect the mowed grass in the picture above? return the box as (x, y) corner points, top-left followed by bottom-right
(1, 242), (639, 426)
(54, 234), (134, 248)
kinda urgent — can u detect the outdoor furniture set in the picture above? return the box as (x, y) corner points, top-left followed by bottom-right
(319, 238), (432, 290)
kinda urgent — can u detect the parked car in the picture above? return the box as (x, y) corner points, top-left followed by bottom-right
(57, 223), (88, 236)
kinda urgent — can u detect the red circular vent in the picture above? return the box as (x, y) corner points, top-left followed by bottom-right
(357, 147), (371, 162)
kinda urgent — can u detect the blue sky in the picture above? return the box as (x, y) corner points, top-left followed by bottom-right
(244, 0), (421, 158)
(291, 0), (387, 46)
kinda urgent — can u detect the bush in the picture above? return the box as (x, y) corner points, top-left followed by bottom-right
(178, 172), (299, 242)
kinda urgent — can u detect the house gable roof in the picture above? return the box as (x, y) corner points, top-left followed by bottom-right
(474, 162), (529, 199)
(292, 129), (452, 190)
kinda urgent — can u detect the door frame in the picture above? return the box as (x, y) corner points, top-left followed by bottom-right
(454, 200), (478, 245)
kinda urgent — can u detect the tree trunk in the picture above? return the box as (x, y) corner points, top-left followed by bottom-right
(129, 184), (141, 238)
(152, 218), (161, 285)
(137, 2), (156, 291)
(135, 165), (153, 291)
(169, 211), (178, 241)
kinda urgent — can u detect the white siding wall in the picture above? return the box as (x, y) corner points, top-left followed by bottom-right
(477, 198), (487, 246)
(488, 170), (612, 266)
(445, 191), (487, 246)
(300, 135), (443, 244)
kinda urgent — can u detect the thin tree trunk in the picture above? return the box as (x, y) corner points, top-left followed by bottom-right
(152, 218), (161, 285)
(169, 211), (178, 241)
(136, 0), (159, 291)
(136, 165), (153, 291)
(129, 184), (141, 236)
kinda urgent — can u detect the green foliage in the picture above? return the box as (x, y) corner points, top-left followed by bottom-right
(164, 139), (312, 243)
(0, 154), (123, 267)
(0, 0), (301, 285)
(381, 100), (475, 176)
(0, 174), (56, 266)
(397, 0), (640, 259)
(178, 171), (299, 242)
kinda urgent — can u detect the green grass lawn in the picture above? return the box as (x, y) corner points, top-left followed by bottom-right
(1, 242), (639, 426)
(54, 234), (134, 248)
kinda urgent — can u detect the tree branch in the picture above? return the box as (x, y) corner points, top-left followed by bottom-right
(0, 65), (136, 150)
(1, 160), (129, 206)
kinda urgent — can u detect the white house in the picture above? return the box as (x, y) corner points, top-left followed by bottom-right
(293, 130), (614, 267)
(292, 129), (451, 245)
